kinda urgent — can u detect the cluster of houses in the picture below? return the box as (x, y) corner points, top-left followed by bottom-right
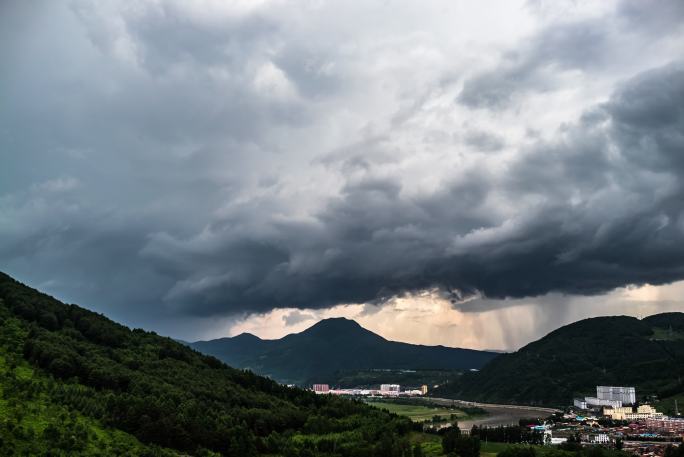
(567, 386), (683, 455)
(573, 386), (668, 421)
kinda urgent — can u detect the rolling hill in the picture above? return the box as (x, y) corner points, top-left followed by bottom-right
(434, 313), (684, 407)
(190, 318), (498, 385)
(0, 272), (413, 455)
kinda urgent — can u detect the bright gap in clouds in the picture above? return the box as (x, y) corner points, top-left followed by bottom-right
(222, 281), (684, 352)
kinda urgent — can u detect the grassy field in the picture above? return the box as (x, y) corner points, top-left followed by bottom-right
(480, 441), (514, 457)
(409, 432), (444, 456)
(409, 433), (524, 457)
(367, 400), (466, 422)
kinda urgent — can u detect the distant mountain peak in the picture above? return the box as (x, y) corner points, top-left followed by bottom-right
(233, 332), (262, 341)
(300, 317), (377, 338)
(308, 317), (362, 329)
(189, 315), (498, 384)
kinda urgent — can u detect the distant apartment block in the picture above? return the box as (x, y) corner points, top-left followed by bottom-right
(645, 417), (684, 433)
(597, 386), (636, 405)
(604, 404), (664, 420)
(603, 406), (634, 419)
(380, 384), (400, 395)
(574, 386), (636, 410)
(574, 398), (588, 409)
(312, 384), (330, 394)
(421, 385), (428, 395)
(326, 385), (425, 396)
(584, 397), (623, 408)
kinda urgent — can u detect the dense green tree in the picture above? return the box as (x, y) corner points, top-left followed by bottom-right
(441, 426), (461, 453)
(470, 425), (544, 445)
(454, 435), (480, 457)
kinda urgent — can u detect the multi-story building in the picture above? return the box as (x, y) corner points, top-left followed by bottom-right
(421, 385), (428, 395)
(312, 384), (330, 394)
(573, 386), (637, 412)
(645, 417), (684, 433)
(636, 405), (663, 416)
(380, 384), (400, 395)
(604, 406), (634, 419)
(604, 404), (663, 420)
(574, 398), (588, 409)
(585, 397), (622, 408)
(597, 386), (636, 405)
(622, 413), (662, 420)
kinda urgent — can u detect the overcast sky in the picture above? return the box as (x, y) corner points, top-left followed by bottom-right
(2, 0), (684, 350)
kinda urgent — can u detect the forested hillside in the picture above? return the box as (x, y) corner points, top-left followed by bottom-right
(0, 341), (175, 456)
(434, 314), (684, 407)
(190, 318), (496, 385)
(0, 272), (413, 456)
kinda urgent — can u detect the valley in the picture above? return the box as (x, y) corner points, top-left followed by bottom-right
(1, 270), (683, 456)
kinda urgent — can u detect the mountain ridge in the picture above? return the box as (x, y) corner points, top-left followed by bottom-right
(190, 317), (498, 385)
(434, 312), (684, 408)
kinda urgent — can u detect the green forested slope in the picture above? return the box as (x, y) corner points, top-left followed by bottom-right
(0, 272), (413, 456)
(0, 337), (174, 456)
(434, 314), (684, 407)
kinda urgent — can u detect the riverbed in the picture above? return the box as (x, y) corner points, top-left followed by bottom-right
(429, 398), (561, 429)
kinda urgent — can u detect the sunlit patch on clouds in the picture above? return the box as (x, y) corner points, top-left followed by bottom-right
(220, 281), (684, 351)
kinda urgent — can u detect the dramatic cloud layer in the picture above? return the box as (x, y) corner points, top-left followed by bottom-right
(227, 282), (684, 351)
(2, 0), (684, 338)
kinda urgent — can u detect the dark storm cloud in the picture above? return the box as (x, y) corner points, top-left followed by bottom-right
(3, 0), (684, 333)
(607, 64), (684, 171)
(139, 61), (684, 315)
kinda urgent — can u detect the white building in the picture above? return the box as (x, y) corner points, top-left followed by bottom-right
(312, 384), (330, 394)
(597, 386), (636, 405)
(380, 384), (400, 395)
(574, 398), (588, 409)
(588, 434), (610, 444)
(585, 397), (622, 408)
